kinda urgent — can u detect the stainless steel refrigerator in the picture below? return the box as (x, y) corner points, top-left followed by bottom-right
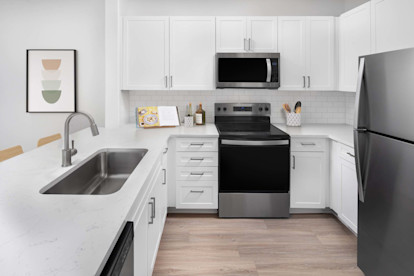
(355, 48), (414, 276)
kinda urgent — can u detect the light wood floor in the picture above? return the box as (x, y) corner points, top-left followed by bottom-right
(153, 214), (364, 276)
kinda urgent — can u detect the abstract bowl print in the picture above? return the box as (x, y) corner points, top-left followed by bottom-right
(41, 80), (61, 90)
(41, 70), (61, 80)
(42, 59), (61, 70)
(42, 90), (62, 104)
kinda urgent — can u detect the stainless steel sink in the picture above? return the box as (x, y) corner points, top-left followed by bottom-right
(41, 148), (148, 195)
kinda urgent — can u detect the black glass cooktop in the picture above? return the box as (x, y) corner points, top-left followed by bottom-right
(215, 122), (289, 140)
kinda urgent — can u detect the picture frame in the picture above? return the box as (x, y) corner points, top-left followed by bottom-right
(26, 49), (76, 113)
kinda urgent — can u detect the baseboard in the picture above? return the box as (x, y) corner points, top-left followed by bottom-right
(167, 207), (218, 214)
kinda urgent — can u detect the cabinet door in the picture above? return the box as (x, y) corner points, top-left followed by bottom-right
(170, 17), (216, 90)
(340, 159), (358, 233)
(306, 17), (334, 90)
(371, 0), (414, 53)
(330, 141), (341, 214)
(122, 17), (169, 90)
(133, 203), (148, 276)
(278, 17), (307, 90)
(146, 183), (158, 275)
(216, 17), (247, 52)
(291, 151), (327, 208)
(247, 17), (278, 52)
(339, 3), (371, 92)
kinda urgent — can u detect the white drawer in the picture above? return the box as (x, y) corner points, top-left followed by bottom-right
(176, 182), (218, 209)
(291, 138), (327, 152)
(176, 138), (218, 152)
(176, 166), (218, 181)
(339, 143), (355, 164)
(176, 152), (218, 167)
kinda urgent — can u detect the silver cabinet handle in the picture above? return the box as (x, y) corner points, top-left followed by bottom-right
(162, 168), (166, 185)
(190, 190), (204, 193)
(163, 147), (168, 154)
(303, 76), (306, 88)
(190, 172), (205, 176)
(148, 201), (154, 224)
(151, 197), (156, 219)
(170, 76), (173, 88)
(190, 143), (204, 146)
(190, 157), (204, 161)
(292, 155), (296, 170)
(301, 142), (316, 146)
(164, 76), (168, 88)
(249, 38), (252, 51)
(347, 152), (355, 158)
(308, 76), (310, 88)
(244, 38), (247, 51)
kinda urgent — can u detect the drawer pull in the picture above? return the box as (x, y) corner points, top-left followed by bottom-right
(190, 143), (204, 146)
(347, 152), (355, 158)
(301, 142), (316, 146)
(190, 157), (204, 161)
(148, 202), (154, 224)
(190, 190), (204, 193)
(190, 172), (205, 176)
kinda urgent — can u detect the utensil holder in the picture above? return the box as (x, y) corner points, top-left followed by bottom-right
(286, 113), (301, 127)
(184, 116), (194, 127)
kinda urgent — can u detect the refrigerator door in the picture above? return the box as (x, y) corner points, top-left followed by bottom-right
(358, 132), (414, 275)
(355, 48), (414, 142)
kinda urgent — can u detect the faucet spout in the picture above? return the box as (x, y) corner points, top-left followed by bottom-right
(62, 112), (99, 167)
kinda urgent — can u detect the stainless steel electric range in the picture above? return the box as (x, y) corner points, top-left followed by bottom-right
(215, 103), (290, 218)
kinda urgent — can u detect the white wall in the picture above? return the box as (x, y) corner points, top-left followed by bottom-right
(0, 0), (105, 152)
(121, 0), (361, 16)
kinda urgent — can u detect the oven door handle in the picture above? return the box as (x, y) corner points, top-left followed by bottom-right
(221, 139), (289, 146)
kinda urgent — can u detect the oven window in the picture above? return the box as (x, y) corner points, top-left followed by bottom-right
(219, 143), (290, 193)
(218, 58), (268, 82)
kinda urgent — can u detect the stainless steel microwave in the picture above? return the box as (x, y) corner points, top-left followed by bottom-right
(216, 53), (280, 89)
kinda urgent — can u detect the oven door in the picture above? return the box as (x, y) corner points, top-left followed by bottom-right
(219, 139), (290, 193)
(216, 53), (280, 89)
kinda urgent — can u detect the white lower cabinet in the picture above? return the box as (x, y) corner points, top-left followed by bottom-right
(132, 156), (167, 276)
(173, 137), (218, 209)
(330, 141), (358, 234)
(290, 151), (328, 208)
(290, 138), (328, 209)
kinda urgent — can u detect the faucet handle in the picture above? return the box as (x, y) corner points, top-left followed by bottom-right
(71, 140), (77, 156)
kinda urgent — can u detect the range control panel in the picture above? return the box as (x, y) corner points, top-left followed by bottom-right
(215, 103), (271, 116)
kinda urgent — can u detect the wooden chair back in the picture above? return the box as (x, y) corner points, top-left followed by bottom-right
(37, 133), (62, 147)
(0, 145), (23, 162)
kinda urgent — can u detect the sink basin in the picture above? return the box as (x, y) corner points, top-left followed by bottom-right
(41, 148), (148, 195)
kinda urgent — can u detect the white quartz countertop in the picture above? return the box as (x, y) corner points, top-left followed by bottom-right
(0, 124), (218, 276)
(0, 123), (353, 275)
(276, 124), (354, 147)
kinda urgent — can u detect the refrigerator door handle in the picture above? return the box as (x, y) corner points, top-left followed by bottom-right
(354, 58), (365, 129)
(354, 129), (367, 203)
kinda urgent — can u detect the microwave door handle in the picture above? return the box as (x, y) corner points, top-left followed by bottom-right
(266, 59), (271, 82)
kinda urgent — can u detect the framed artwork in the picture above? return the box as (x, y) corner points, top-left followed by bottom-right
(26, 49), (76, 113)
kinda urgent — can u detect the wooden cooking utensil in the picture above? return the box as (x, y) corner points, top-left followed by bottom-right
(284, 104), (291, 113)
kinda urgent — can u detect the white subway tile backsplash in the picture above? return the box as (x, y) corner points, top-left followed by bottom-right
(127, 90), (355, 125)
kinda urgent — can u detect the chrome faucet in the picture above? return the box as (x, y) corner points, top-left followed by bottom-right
(62, 112), (99, 167)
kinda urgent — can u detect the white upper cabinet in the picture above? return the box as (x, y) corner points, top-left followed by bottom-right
(278, 17), (334, 91)
(216, 17), (247, 52)
(278, 17), (307, 90)
(371, 0), (414, 53)
(121, 17), (169, 90)
(339, 2), (371, 92)
(246, 17), (278, 52)
(306, 17), (335, 90)
(170, 17), (216, 90)
(216, 17), (278, 52)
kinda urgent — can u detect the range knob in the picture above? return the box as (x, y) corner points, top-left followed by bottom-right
(217, 107), (221, 111)
(259, 107), (263, 112)
(223, 107), (227, 111)
(265, 107), (269, 111)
